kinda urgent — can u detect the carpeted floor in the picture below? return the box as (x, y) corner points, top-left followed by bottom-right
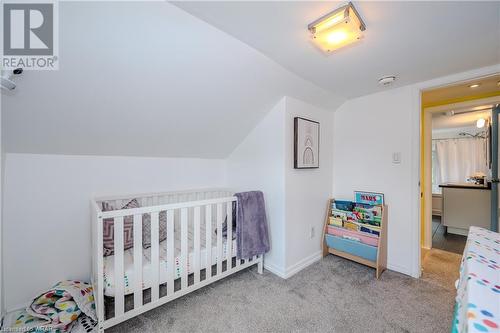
(421, 248), (462, 290)
(107, 252), (460, 333)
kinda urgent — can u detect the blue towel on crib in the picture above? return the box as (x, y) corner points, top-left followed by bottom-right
(235, 191), (270, 259)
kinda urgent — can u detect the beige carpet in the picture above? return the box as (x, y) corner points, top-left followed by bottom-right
(421, 248), (462, 291)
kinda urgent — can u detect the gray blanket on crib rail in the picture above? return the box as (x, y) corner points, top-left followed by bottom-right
(235, 191), (270, 259)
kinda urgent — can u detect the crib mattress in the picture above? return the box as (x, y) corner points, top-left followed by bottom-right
(103, 238), (236, 297)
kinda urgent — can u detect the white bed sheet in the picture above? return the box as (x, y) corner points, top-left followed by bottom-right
(103, 227), (236, 297)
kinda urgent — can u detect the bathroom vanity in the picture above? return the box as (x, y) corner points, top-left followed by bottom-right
(439, 183), (491, 236)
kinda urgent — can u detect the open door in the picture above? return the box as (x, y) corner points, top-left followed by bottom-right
(492, 105), (499, 232)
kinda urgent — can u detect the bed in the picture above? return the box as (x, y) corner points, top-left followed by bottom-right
(91, 189), (264, 332)
(452, 226), (499, 333)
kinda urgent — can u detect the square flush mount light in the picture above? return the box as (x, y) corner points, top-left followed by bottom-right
(308, 2), (366, 53)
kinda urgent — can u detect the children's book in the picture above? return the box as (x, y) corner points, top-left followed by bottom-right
(354, 191), (384, 206)
(344, 221), (359, 231)
(360, 225), (380, 236)
(354, 203), (382, 216)
(332, 209), (348, 221)
(329, 217), (343, 227)
(333, 200), (355, 211)
(353, 203), (382, 226)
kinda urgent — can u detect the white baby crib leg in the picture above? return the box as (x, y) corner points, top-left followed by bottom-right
(257, 256), (263, 274)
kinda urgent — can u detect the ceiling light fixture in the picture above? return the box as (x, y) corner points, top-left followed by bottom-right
(469, 83), (480, 88)
(476, 118), (486, 128)
(308, 2), (366, 54)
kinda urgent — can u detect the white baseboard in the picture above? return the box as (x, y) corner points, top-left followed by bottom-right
(387, 262), (416, 278)
(283, 251), (323, 279)
(265, 251), (323, 279)
(263, 261), (287, 278)
(265, 252), (417, 279)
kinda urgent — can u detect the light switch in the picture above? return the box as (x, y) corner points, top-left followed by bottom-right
(392, 152), (401, 164)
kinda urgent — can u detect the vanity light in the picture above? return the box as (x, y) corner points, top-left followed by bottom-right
(308, 2), (366, 53)
(476, 118), (486, 128)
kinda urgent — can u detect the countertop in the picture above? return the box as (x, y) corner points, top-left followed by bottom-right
(439, 183), (491, 190)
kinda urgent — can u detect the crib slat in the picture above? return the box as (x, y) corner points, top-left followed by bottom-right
(96, 216), (105, 328)
(193, 206), (201, 284)
(166, 210), (175, 295)
(114, 217), (125, 317)
(226, 202), (233, 270)
(133, 214), (143, 308)
(151, 212), (160, 301)
(181, 208), (188, 289)
(205, 205), (212, 279)
(216, 203), (223, 276)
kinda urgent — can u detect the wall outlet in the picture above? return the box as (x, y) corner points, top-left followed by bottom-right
(310, 226), (315, 239)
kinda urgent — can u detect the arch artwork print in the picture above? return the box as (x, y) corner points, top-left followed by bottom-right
(294, 117), (320, 169)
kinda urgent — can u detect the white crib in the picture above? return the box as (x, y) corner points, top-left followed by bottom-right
(91, 188), (264, 332)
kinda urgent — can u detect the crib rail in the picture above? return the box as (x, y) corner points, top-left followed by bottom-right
(91, 189), (263, 332)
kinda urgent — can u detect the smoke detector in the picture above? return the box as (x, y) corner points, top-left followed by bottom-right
(378, 75), (396, 86)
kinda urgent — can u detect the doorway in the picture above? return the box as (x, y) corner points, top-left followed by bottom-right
(420, 74), (500, 273)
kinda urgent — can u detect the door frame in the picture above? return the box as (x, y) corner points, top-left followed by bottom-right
(421, 97), (500, 249)
(492, 105), (499, 232)
(411, 64), (500, 278)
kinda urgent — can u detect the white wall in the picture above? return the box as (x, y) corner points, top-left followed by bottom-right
(3, 96), (333, 310)
(0, 91), (3, 317)
(227, 98), (287, 273)
(333, 86), (420, 276)
(284, 97), (333, 274)
(3, 153), (227, 311)
(2, 1), (343, 159)
(331, 65), (500, 278)
(227, 97), (334, 277)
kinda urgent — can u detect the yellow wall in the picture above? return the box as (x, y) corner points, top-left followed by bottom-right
(420, 105), (425, 246)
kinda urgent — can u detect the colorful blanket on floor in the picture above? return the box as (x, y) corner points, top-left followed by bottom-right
(10, 280), (97, 333)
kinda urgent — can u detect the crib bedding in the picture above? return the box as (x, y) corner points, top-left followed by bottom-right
(103, 239), (236, 297)
(103, 218), (236, 297)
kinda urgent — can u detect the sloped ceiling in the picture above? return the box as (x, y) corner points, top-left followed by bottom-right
(174, 1), (500, 98)
(2, 1), (343, 158)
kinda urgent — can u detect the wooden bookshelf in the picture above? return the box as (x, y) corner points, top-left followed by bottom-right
(322, 198), (388, 279)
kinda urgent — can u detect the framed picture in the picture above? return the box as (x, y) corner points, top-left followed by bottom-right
(294, 117), (320, 169)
